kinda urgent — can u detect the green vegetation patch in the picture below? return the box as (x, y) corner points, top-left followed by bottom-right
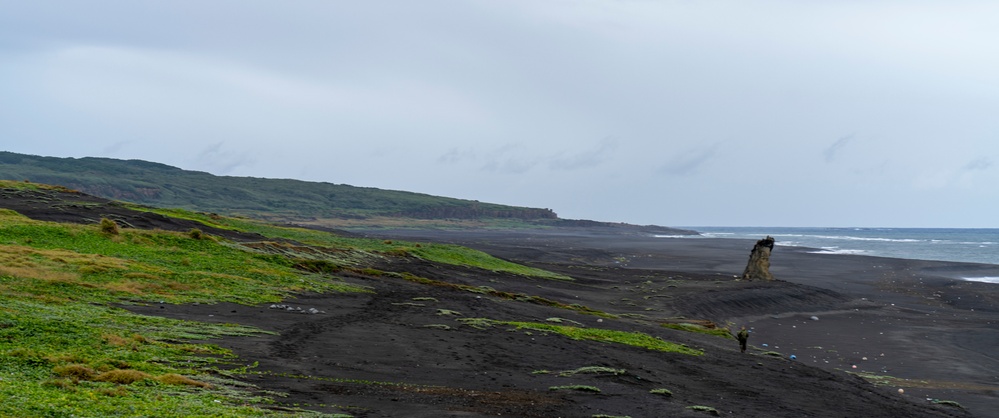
(409, 244), (571, 280)
(686, 405), (720, 415)
(457, 319), (702, 356)
(0, 180), (78, 193)
(0, 208), (372, 416)
(558, 366), (626, 377)
(932, 399), (964, 409)
(0, 216), (367, 305)
(649, 388), (673, 396)
(133, 206), (571, 280)
(0, 298), (311, 417)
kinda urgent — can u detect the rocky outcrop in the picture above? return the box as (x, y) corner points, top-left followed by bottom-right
(742, 235), (776, 280)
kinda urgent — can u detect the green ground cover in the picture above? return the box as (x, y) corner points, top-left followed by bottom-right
(457, 318), (703, 356)
(134, 206), (571, 280)
(0, 208), (365, 416)
(0, 186), (573, 416)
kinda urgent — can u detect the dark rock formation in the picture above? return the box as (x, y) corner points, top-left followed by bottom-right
(742, 235), (776, 280)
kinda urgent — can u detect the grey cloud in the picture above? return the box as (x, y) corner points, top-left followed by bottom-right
(195, 142), (254, 175)
(4, 1), (999, 227)
(481, 158), (537, 174)
(480, 142), (538, 174)
(102, 140), (133, 155)
(657, 144), (718, 176)
(823, 134), (853, 163)
(549, 138), (618, 171)
(438, 147), (477, 164)
(962, 157), (992, 171)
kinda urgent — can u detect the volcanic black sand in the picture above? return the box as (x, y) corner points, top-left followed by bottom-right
(130, 228), (999, 418)
(3, 188), (997, 417)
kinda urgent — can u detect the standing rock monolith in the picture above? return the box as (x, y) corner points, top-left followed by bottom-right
(742, 235), (776, 281)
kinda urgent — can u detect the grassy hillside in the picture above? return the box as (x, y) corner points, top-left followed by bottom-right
(0, 181), (574, 416)
(0, 181), (967, 417)
(0, 151), (557, 224)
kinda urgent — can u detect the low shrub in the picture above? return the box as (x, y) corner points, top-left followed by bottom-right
(157, 373), (211, 388)
(94, 369), (151, 384)
(52, 364), (97, 380)
(650, 388), (673, 396)
(99, 218), (120, 235)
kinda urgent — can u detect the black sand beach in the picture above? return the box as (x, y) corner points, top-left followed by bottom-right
(3, 189), (996, 416)
(123, 227), (998, 417)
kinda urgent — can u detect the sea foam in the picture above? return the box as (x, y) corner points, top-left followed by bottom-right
(961, 277), (999, 284)
(807, 247), (868, 255)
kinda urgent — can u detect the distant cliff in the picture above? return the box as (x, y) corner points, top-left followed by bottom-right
(0, 151), (556, 222)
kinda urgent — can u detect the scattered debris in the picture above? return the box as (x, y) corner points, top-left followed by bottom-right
(268, 304), (325, 314)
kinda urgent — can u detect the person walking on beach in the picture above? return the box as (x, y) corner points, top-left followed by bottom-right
(737, 326), (749, 353)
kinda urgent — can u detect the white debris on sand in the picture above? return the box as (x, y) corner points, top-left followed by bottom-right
(269, 304), (325, 314)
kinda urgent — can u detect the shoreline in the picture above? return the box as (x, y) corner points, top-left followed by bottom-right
(674, 226), (999, 267)
(662, 235), (999, 283)
(354, 228), (999, 415)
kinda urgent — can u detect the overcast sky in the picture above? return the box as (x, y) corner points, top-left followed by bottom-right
(2, 1), (997, 228)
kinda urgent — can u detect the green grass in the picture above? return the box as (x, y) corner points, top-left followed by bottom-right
(0, 185), (579, 416)
(0, 209), (371, 416)
(0, 179), (77, 193)
(0, 297), (321, 417)
(558, 366), (625, 377)
(131, 206), (571, 280)
(686, 405), (719, 415)
(649, 388), (673, 396)
(932, 399), (964, 409)
(0, 212), (366, 305)
(457, 319), (702, 356)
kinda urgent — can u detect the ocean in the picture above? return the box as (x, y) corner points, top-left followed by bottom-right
(671, 227), (999, 283)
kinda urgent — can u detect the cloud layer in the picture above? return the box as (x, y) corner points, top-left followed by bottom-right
(1, 1), (997, 227)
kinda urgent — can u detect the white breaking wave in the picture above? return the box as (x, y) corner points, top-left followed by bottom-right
(807, 247), (868, 255)
(808, 234), (924, 243)
(698, 232), (736, 237)
(961, 277), (999, 284)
